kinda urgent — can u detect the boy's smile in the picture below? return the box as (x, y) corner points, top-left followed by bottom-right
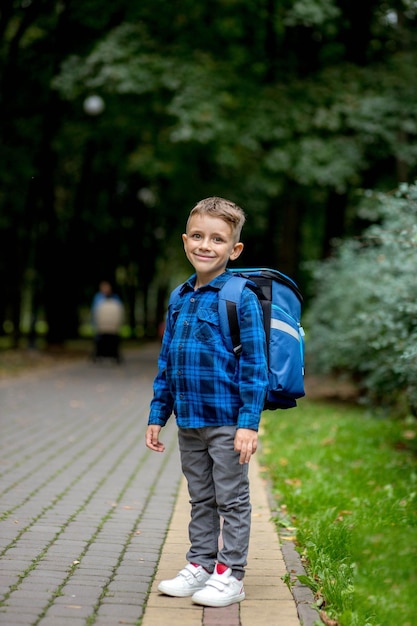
(182, 214), (243, 286)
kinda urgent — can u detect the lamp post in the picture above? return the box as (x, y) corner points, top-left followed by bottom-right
(83, 95), (105, 116)
(81, 94), (105, 164)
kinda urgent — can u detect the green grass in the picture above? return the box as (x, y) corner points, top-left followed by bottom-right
(260, 399), (417, 626)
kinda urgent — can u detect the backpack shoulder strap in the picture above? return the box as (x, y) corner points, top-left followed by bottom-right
(218, 276), (248, 355)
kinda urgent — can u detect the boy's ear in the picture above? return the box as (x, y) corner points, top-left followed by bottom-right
(230, 241), (244, 261)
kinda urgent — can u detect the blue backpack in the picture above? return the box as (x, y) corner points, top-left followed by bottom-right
(220, 268), (305, 410)
(168, 268), (305, 410)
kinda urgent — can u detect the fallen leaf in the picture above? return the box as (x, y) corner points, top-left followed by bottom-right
(284, 478), (302, 487)
(69, 400), (83, 408)
(334, 510), (353, 522)
(319, 610), (340, 626)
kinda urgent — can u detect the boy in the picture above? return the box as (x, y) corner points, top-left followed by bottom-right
(145, 197), (268, 607)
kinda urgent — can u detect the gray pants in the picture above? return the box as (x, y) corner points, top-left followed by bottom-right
(178, 426), (251, 579)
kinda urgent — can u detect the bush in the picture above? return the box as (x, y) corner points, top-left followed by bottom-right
(305, 181), (417, 413)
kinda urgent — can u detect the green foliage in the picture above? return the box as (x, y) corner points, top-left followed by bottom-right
(260, 399), (417, 625)
(52, 9), (417, 202)
(284, 0), (341, 29)
(3, 0), (417, 344)
(305, 181), (417, 412)
(53, 24), (178, 99)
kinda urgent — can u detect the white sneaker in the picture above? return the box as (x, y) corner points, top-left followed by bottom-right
(158, 563), (211, 597)
(192, 564), (245, 607)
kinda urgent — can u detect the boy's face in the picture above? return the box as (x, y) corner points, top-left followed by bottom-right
(182, 214), (243, 285)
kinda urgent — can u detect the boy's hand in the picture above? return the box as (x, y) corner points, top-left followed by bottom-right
(234, 428), (258, 464)
(146, 424), (166, 452)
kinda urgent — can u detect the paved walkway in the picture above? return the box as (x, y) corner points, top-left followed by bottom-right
(0, 343), (319, 626)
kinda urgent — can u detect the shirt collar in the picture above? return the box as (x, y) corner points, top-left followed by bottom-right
(180, 270), (232, 295)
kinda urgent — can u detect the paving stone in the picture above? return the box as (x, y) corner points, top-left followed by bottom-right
(0, 346), (312, 626)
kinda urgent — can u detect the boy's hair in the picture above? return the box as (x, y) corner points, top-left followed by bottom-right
(187, 197), (246, 242)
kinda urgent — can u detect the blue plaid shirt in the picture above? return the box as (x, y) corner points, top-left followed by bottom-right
(149, 271), (268, 431)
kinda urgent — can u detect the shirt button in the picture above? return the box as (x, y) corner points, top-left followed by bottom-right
(190, 297), (195, 302)
(178, 370), (182, 376)
(183, 320), (188, 326)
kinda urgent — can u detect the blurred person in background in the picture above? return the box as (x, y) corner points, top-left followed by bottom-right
(91, 281), (124, 363)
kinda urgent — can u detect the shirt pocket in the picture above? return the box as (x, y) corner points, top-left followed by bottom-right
(194, 307), (220, 344)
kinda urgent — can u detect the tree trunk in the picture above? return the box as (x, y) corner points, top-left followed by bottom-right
(321, 191), (347, 258)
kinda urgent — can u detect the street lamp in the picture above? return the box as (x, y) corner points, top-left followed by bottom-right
(83, 95), (105, 116)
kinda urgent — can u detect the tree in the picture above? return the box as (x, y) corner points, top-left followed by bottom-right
(305, 180), (417, 413)
(2, 1), (417, 345)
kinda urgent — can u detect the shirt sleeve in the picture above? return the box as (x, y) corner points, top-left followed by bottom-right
(148, 310), (175, 426)
(236, 287), (269, 430)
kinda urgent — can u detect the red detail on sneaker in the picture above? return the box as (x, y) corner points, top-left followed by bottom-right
(216, 563), (229, 575)
(192, 562), (211, 574)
